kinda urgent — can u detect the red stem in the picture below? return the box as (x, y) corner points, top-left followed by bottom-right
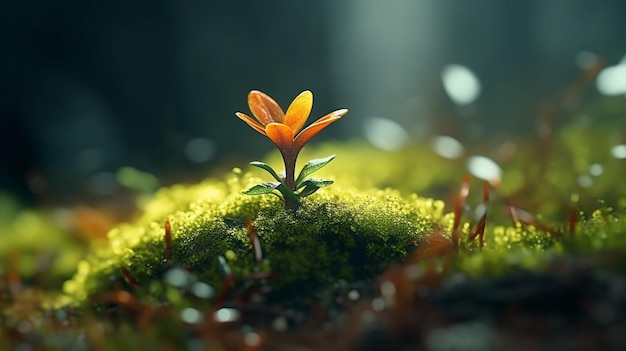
(283, 153), (296, 191)
(452, 175), (471, 251)
(281, 150), (299, 210)
(164, 218), (172, 263)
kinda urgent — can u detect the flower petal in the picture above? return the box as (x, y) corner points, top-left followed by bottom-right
(248, 90), (285, 125)
(266, 123), (295, 153)
(308, 108), (349, 127)
(235, 112), (267, 136)
(293, 109), (348, 151)
(284, 90), (312, 133)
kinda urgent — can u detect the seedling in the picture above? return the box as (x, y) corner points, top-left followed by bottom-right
(235, 90), (348, 210)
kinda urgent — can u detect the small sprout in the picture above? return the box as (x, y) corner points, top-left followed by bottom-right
(120, 266), (139, 290)
(452, 175), (471, 251)
(246, 219), (263, 263)
(164, 218), (172, 263)
(235, 90), (348, 210)
(468, 183), (490, 247)
(567, 208), (579, 236)
(506, 204), (561, 236)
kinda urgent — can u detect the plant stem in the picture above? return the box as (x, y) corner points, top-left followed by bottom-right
(282, 151), (299, 211)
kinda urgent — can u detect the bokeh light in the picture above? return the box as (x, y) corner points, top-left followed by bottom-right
(596, 55), (626, 96)
(431, 135), (465, 159)
(441, 64), (481, 106)
(363, 117), (409, 151)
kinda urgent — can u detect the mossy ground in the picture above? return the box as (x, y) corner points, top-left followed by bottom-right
(62, 171), (449, 306)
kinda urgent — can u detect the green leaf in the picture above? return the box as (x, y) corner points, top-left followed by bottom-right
(295, 154), (336, 187)
(249, 161), (284, 182)
(296, 178), (334, 198)
(300, 178), (334, 189)
(242, 182), (281, 195)
(276, 183), (301, 205)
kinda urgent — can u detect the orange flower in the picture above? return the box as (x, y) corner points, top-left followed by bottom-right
(235, 90), (348, 190)
(236, 90), (348, 157)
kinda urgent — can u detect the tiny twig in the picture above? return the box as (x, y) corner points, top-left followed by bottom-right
(164, 218), (172, 263)
(452, 175), (471, 251)
(120, 266), (139, 290)
(246, 219), (263, 263)
(468, 183), (490, 247)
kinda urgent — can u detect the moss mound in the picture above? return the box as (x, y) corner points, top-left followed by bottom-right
(63, 170), (449, 305)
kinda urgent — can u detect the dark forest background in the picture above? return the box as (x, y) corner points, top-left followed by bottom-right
(1, 0), (624, 204)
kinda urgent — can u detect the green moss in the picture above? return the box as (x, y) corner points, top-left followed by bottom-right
(455, 222), (559, 276)
(453, 203), (626, 277)
(574, 207), (626, 253)
(62, 171), (448, 305)
(253, 189), (446, 295)
(0, 193), (84, 288)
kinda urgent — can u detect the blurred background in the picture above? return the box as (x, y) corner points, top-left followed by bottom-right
(1, 0), (625, 205)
